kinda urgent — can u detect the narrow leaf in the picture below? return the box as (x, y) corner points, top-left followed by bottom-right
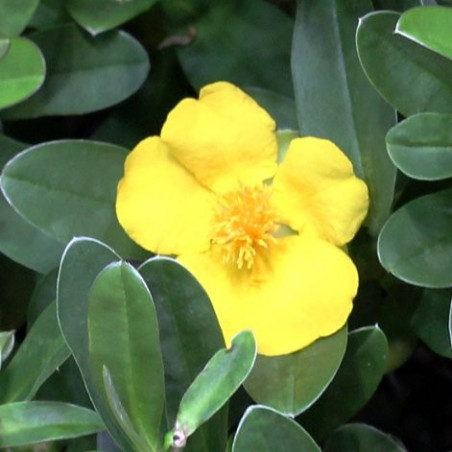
(0, 330), (14, 365)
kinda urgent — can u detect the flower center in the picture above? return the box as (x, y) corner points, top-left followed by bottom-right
(211, 185), (279, 269)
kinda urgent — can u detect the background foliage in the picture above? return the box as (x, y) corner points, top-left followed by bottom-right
(0, 0), (451, 451)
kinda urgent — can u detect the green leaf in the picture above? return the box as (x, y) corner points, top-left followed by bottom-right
(139, 257), (227, 452)
(232, 405), (321, 452)
(88, 261), (164, 451)
(298, 326), (388, 440)
(0, 0), (39, 37)
(1, 140), (147, 259)
(29, 0), (71, 30)
(324, 423), (407, 451)
(57, 237), (133, 451)
(292, 0), (396, 235)
(0, 401), (104, 448)
(411, 289), (452, 358)
(378, 188), (452, 288)
(356, 11), (452, 116)
(0, 330), (14, 365)
(386, 113), (452, 180)
(244, 327), (347, 416)
(0, 37), (45, 110)
(173, 0), (293, 97)
(0, 301), (70, 403)
(2, 24), (149, 118)
(174, 331), (256, 444)
(27, 269), (58, 326)
(396, 6), (452, 60)
(67, 0), (157, 35)
(276, 129), (299, 164)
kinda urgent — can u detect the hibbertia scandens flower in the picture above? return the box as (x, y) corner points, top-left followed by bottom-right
(116, 82), (368, 356)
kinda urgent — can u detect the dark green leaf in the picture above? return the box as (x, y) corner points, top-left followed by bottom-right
(232, 405), (321, 452)
(1, 140), (147, 259)
(386, 113), (452, 180)
(0, 301), (70, 403)
(0, 0), (39, 37)
(292, 0), (396, 234)
(88, 261), (164, 451)
(174, 331), (256, 442)
(139, 257), (227, 452)
(27, 269), (58, 326)
(396, 6), (452, 60)
(0, 401), (104, 447)
(324, 423), (407, 451)
(411, 289), (452, 358)
(244, 327), (347, 416)
(67, 0), (157, 35)
(2, 24), (149, 118)
(0, 37), (45, 110)
(356, 11), (452, 116)
(378, 188), (452, 288)
(298, 326), (388, 440)
(29, 0), (72, 30)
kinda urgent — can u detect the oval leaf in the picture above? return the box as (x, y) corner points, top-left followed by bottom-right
(244, 327), (347, 416)
(396, 6), (452, 60)
(386, 113), (452, 180)
(1, 140), (147, 259)
(2, 24), (149, 118)
(356, 11), (452, 116)
(0, 37), (45, 110)
(88, 261), (164, 451)
(174, 331), (256, 444)
(0, 401), (104, 448)
(0, 0), (39, 37)
(232, 405), (321, 452)
(298, 326), (388, 440)
(378, 188), (452, 288)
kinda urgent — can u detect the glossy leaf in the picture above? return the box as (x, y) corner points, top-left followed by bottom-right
(1, 140), (147, 259)
(232, 405), (321, 452)
(174, 331), (256, 441)
(0, 330), (14, 365)
(396, 6), (452, 60)
(174, 0), (293, 97)
(2, 24), (149, 118)
(378, 188), (452, 288)
(57, 237), (133, 451)
(299, 326), (388, 440)
(88, 261), (164, 451)
(356, 11), (452, 116)
(0, 37), (45, 110)
(0, 0), (39, 37)
(292, 0), (396, 234)
(386, 113), (452, 180)
(0, 301), (70, 403)
(324, 423), (407, 451)
(67, 0), (157, 35)
(411, 289), (452, 358)
(0, 401), (104, 447)
(139, 257), (227, 452)
(244, 327), (347, 416)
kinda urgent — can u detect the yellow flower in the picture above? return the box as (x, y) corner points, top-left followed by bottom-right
(116, 82), (369, 356)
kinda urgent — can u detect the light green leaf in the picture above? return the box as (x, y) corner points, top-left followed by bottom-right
(0, 301), (70, 403)
(67, 0), (157, 35)
(396, 6), (452, 60)
(232, 405), (321, 452)
(378, 188), (452, 288)
(1, 140), (147, 259)
(88, 261), (164, 451)
(298, 326), (388, 440)
(292, 0), (396, 234)
(174, 331), (256, 444)
(2, 24), (149, 118)
(0, 330), (14, 365)
(0, 37), (45, 110)
(0, 401), (104, 448)
(386, 113), (452, 180)
(356, 11), (452, 116)
(0, 0), (39, 37)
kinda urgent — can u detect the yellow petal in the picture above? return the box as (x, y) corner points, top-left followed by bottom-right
(161, 81), (278, 193)
(179, 234), (358, 356)
(272, 137), (369, 246)
(116, 137), (215, 255)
